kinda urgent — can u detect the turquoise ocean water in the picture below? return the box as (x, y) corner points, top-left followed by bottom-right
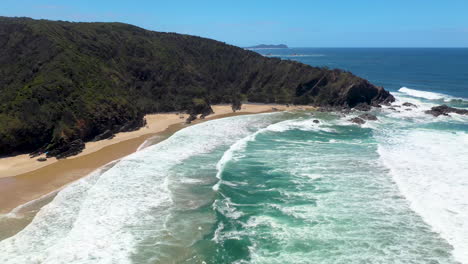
(1, 49), (467, 263)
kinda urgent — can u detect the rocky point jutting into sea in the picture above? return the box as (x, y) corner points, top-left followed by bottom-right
(0, 16), (393, 159)
(2, 15), (468, 264)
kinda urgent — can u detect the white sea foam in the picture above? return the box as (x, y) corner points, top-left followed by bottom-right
(213, 118), (333, 191)
(377, 130), (468, 264)
(399, 87), (448, 100)
(0, 113), (276, 264)
(398, 87), (467, 103)
(212, 130), (260, 191)
(267, 118), (334, 133)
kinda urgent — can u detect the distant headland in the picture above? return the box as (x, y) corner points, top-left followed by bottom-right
(246, 44), (289, 49)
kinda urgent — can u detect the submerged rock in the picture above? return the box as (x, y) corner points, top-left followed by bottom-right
(425, 105), (468, 117)
(402, 102), (417, 108)
(358, 113), (378, 121)
(349, 117), (366, 125)
(313, 120), (320, 124)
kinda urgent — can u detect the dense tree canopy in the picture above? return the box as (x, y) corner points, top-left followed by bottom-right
(0, 17), (392, 157)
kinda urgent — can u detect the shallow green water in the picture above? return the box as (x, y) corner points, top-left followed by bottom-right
(1, 93), (467, 263)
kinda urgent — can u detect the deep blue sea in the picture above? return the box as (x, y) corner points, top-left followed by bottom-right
(260, 48), (468, 99)
(1, 49), (467, 264)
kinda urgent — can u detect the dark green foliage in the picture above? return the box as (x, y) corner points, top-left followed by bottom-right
(0, 17), (393, 156)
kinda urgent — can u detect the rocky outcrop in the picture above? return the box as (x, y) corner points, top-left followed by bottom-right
(358, 113), (378, 121)
(425, 105), (468, 117)
(185, 98), (214, 123)
(185, 114), (197, 124)
(46, 139), (85, 159)
(231, 97), (242, 112)
(343, 81), (395, 107)
(402, 102), (417, 108)
(0, 17), (394, 157)
(353, 103), (372, 112)
(349, 117), (366, 125)
(92, 130), (114, 141)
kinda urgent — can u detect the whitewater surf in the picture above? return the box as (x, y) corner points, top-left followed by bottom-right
(1, 88), (467, 263)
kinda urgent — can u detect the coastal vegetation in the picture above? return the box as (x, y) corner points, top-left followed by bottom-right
(0, 17), (393, 158)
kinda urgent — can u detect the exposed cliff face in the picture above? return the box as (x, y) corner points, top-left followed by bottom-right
(0, 17), (394, 157)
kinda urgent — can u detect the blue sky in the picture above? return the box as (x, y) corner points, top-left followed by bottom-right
(1, 0), (467, 47)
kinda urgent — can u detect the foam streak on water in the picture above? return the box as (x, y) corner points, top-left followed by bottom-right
(1, 89), (467, 263)
(376, 124), (468, 263)
(0, 113), (277, 264)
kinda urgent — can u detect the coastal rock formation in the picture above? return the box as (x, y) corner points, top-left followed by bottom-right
(353, 103), (372, 112)
(402, 102), (417, 108)
(46, 139), (85, 159)
(231, 98), (242, 112)
(358, 113), (378, 121)
(425, 105), (468, 117)
(0, 17), (394, 157)
(349, 117), (366, 125)
(92, 130), (114, 141)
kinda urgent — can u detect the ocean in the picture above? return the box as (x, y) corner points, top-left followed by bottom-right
(1, 48), (467, 264)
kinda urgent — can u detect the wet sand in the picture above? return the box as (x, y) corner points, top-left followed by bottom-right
(0, 104), (315, 215)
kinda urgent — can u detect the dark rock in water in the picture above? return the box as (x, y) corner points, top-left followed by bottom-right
(353, 103), (372, 112)
(388, 107), (396, 111)
(340, 108), (352, 114)
(402, 102), (417, 108)
(425, 105), (468, 117)
(349, 117), (366, 125)
(37, 157), (47, 162)
(313, 120), (320, 124)
(358, 113), (378, 121)
(405, 108), (412, 111)
(371, 102), (382, 108)
(380, 100), (392, 106)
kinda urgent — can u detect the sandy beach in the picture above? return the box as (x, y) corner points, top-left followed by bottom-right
(0, 104), (314, 215)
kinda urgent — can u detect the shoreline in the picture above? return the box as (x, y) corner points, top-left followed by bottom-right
(0, 104), (314, 214)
